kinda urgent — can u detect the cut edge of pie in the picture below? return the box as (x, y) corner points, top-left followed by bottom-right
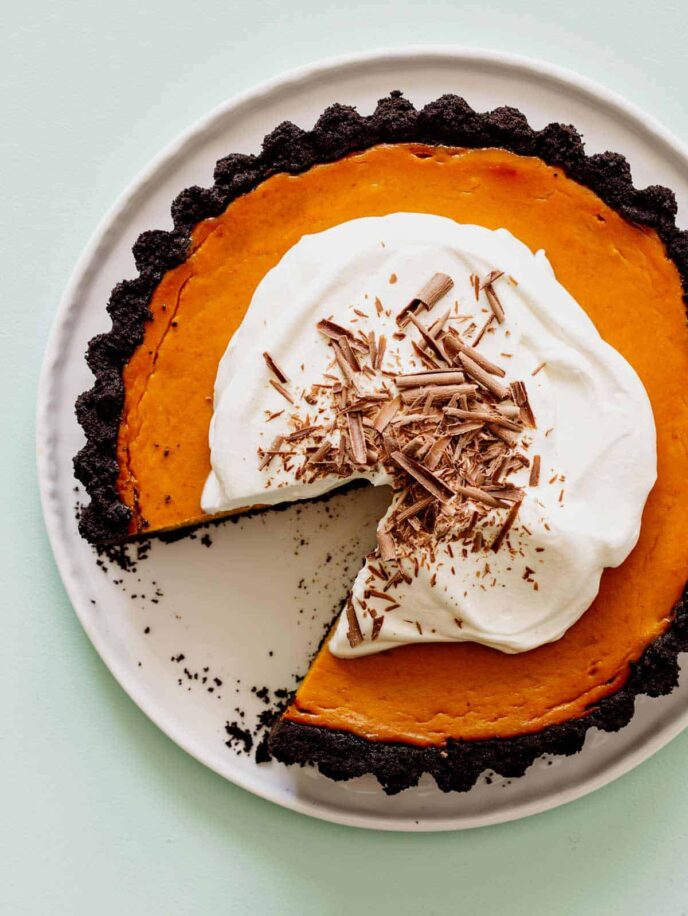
(74, 91), (688, 794)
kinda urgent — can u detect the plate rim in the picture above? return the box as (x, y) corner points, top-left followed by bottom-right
(36, 44), (688, 832)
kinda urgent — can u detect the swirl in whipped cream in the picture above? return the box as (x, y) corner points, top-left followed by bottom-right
(203, 213), (656, 657)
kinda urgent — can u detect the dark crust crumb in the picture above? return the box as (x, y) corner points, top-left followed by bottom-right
(225, 722), (253, 754)
(269, 584), (688, 795)
(254, 733), (272, 764)
(74, 90), (688, 545)
(73, 90), (688, 792)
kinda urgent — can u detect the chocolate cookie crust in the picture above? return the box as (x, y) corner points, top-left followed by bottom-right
(74, 90), (688, 543)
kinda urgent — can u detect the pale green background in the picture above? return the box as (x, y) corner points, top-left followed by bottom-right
(3, 1), (688, 913)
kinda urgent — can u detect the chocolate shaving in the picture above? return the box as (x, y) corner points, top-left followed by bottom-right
(425, 436), (451, 470)
(395, 495), (434, 522)
(262, 351), (289, 384)
(366, 587), (402, 604)
(401, 434), (427, 456)
(347, 412), (367, 465)
(411, 339), (441, 369)
(316, 319), (367, 351)
(395, 370), (466, 388)
(345, 599), (363, 648)
(444, 407), (521, 432)
(371, 616), (384, 641)
(408, 313), (447, 363)
(390, 451), (455, 503)
(400, 383), (477, 404)
(444, 333), (506, 377)
(373, 395), (401, 433)
(491, 500), (522, 552)
(284, 429), (316, 447)
(340, 336), (361, 372)
(458, 354), (510, 400)
(529, 454), (541, 487)
(416, 272), (454, 307)
(484, 284), (505, 323)
(488, 485), (524, 502)
(306, 440), (332, 466)
(472, 315), (494, 346)
(455, 484), (509, 509)
(269, 380), (294, 404)
(258, 435), (284, 470)
(368, 563), (388, 582)
(487, 423), (519, 447)
(331, 340), (357, 385)
(481, 270), (504, 289)
(428, 308), (451, 339)
(444, 422), (485, 436)
(509, 380), (527, 405)
(393, 413), (438, 429)
(377, 527), (397, 562)
(510, 381), (536, 428)
(368, 331), (377, 368)
(375, 334), (387, 371)
(397, 272), (454, 326)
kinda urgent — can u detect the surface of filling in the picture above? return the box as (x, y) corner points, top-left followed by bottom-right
(204, 213), (656, 656)
(115, 144), (688, 743)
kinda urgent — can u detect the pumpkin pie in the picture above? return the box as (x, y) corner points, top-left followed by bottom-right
(75, 93), (688, 793)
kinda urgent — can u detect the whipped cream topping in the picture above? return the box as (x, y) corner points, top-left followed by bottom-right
(203, 213), (656, 657)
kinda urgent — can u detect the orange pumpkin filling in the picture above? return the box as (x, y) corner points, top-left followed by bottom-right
(116, 144), (688, 745)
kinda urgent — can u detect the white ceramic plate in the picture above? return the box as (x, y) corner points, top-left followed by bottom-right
(37, 47), (688, 831)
